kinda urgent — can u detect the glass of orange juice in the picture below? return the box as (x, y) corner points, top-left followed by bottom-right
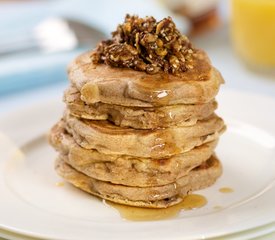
(231, 0), (275, 70)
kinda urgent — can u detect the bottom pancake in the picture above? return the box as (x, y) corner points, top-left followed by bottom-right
(55, 155), (222, 208)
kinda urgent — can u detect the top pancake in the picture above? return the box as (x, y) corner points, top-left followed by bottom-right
(68, 50), (224, 107)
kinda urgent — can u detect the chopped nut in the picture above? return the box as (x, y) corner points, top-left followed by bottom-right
(169, 55), (179, 64)
(123, 22), (131, 33)
(155, 48), (167, 57)
(92, 14), (195, 74)
(141, 33), (157, 44)
(135, 33), (140, 52)
(156, 39), (163, 47)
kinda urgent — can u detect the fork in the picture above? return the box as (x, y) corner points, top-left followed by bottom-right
(0, 17), (107, 56)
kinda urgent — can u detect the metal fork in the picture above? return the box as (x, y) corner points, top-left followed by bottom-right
(0, 17), (107, 56)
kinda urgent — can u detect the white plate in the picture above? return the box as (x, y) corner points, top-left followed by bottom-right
(0, 89), (275, 240)
(1, 220), (275, 240)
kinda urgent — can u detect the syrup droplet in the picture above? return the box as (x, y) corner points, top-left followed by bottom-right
(149, 89), (173, 106)
(219, 187), (234, 193)
(213, 205), (223, 210)
(105, 194), (207, 221)
(55, 181), (65, 187)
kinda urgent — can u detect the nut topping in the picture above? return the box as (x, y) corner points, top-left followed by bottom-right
(92, 15), (196, 75)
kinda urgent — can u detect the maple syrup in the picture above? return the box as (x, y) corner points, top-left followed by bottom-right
(55, 181), (65, 187)
(219, 187), (234, 193)
(105, 194), (207, 221)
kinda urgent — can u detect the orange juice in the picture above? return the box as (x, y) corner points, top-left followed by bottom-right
(231, 0), (275, 68)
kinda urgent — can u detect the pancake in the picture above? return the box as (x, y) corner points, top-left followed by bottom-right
(68, 50), (224, 107)
(64, 87), (218, 129)
(49, 15), (226, 210)
(55, 155), (222, 208)
(49, 121), (218, 187)
(64, 112), (225, 158)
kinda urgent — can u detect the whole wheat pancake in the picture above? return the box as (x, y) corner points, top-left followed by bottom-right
(64, 112), (225, 158)
(64, 87), (217, 129)
(55, 155), (222, 208)
(49, 121), (218, 187)
(49, 15), (226, 209)
(68, 50), (224, 107)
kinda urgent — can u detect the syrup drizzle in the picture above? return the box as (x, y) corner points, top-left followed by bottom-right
(106, 194), (207, 221)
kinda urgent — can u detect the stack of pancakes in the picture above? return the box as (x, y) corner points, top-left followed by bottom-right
(49, 50), (225, 208)
(49, 15), (226, 208)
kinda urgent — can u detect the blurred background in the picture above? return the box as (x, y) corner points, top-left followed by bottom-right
(0, 0), (274, 116)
